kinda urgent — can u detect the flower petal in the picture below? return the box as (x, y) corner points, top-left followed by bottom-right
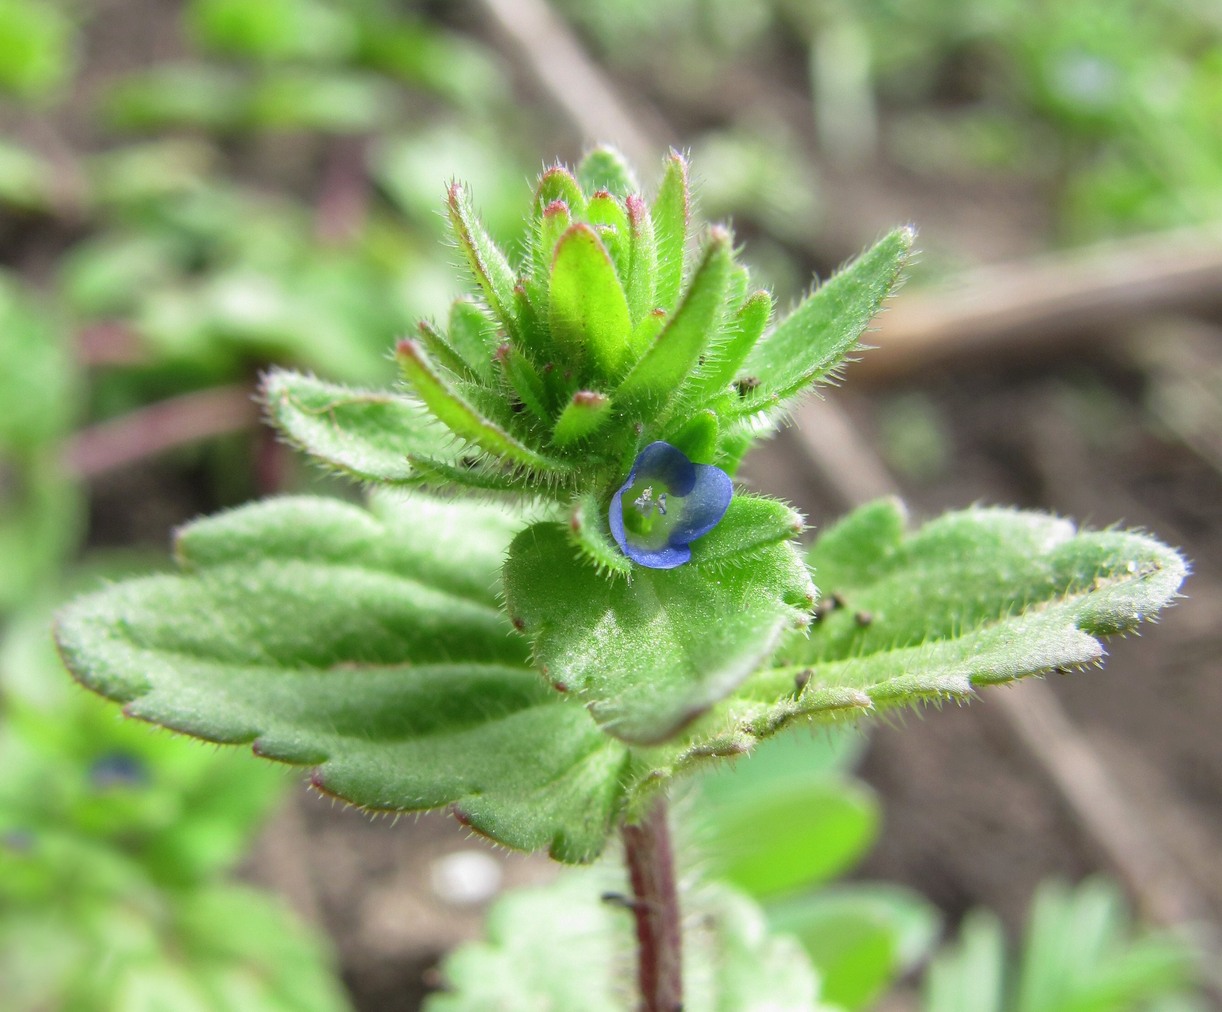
(609, 441), (733, 570)
(669, 463), (733, 543)
(621, 542), (692, 570)
(608, 485), (629, 554)
(630, 441), (696, 495)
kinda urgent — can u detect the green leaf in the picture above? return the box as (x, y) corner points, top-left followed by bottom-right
(687, 493), (805, 569)
(446, 181), (520, 338)
(923, 878), (1201, 1012)
(548, 223), (633, 382)
(55, 495), (630, 863)
(426, 868), (624, 1012)
(0, 139), (52, 209)
(688, 288), (773, 405)
(495, 341), (551, 422)
(566, 491), (633, 579)
(695, 774), (879, 898)
(246, 70), (393, 132)
(396, 339), (565, 474)
(1014, 879), (1198, 1012)
(668, 409), (718, 464)
(624, 194), (658, 325)
(532, 165), (585, 218)
(102, 63), (247, 131)
(922, 910), (1008, 1012)
(584, 189), (630, 274)
(428, 870), (824, 1011)
(502, 516), (813, 744)
(615, 228), (733, 424)
(799, 501), (1187, 663)
(680, 499), (1187, 755)
(0, 0), (75, 99)
(684, 883), (827, 1011)
(532, 196), (572, 292)
(415, 318), (476, 381)
(260, 369), (454, 484)
(189, 0), (354, 63)
(652, 150), (690, 310)
(446, 298), (499, 383)
(732, 227), (914, 420)
(769, 884), (941, 1011)
(576, 145), (639, 199)
(552, 390), (613, 447)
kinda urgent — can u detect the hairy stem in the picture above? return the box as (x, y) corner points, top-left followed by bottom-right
(623, 796), (682, 1012)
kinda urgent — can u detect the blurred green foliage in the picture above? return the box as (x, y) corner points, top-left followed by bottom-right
(0, 0), (1213, 1007)
(556, 0), (1222, 242)
(923, 878), (1204, 1012)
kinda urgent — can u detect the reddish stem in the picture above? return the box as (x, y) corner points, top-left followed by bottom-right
(623, 797), (683, 1012)
(64, 384), (259, 478)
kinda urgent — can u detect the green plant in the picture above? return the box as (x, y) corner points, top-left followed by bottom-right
(1, 589), (350, 1011)
(55, 147), (1187, 1009)
(922, 878), (1202, 1012)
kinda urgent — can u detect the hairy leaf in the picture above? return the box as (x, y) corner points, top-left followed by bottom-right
(396, 339), (565, 474)
(532, 165), (585, 218)
(502, 504), (814, 744)
(615, 229), (732, 425)
(260, 369), (454, 484)
(677, 499), (1187, 757)
(548, 223), (633, 382)
(731, 227), (914, 420)
(624, 194), (658, 326)
(446, 181), (519, 338)
(651, 150), (689, 310)
(576, 145), (639, 199)
(55, 495), (629, 863)
(552, 390), (613, 447)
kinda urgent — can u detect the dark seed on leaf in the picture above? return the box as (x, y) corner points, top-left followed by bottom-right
(793, 669), (812, 697)
(734, 376), (760, 396)
(511, 615), (526, 631)
(855, 610), (873, 627)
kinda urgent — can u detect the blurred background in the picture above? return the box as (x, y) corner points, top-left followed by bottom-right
(1, 0), (1220, 1008)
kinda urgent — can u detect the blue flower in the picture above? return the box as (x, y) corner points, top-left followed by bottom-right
(609, 441), (732, 569)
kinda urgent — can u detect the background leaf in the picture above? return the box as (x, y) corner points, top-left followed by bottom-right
(691, 729), (881, 899)
(427, 868), (827, 1012)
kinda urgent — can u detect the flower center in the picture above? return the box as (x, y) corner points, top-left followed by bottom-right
(621, 477), (680, 548)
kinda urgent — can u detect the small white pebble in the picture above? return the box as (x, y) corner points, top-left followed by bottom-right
(429, 850), (503, 906)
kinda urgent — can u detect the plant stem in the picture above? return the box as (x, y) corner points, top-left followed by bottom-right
(64, 384), (258, 478)
(623, 796), (682, 1012)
